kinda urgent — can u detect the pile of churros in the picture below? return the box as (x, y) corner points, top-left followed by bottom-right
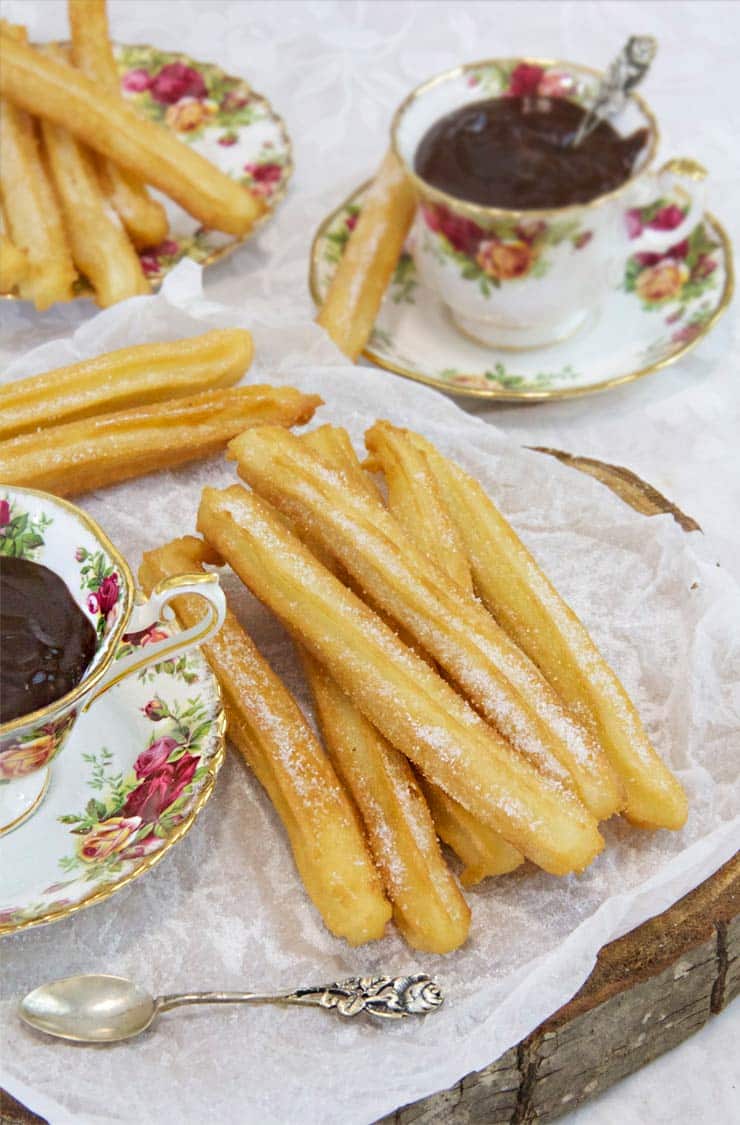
(0, 0), (263, 309)
(137, 416), (685, 952)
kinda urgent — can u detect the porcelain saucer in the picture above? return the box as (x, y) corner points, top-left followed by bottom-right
(0, 618), (225, 936)
(310, 183), (733, 401)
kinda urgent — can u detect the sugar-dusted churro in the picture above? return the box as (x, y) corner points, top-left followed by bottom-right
(0, 386), (321, 497)
(0, 26), (76, 308)
(419, 778), (523, 886)
(39, 44), (149, 307)
(0, 230), (28, 293)
(364, 421), (473, 596)
(299, 424), (524, 880)
(229, 427), (622, 821)
(406, 430), (689, 831)
(68, 0), (168, 249)
(0, 31), (263, 237)
(316, 151), (416, 360)
(0, 329), (254, 441)
(301, 650), (470, 953)
(138, 535), (391, 945)
(197, 485), (604, 875)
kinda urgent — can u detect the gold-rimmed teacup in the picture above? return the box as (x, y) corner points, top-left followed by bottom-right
(0, 486), (225, 834)
(391, 58), (708, 349)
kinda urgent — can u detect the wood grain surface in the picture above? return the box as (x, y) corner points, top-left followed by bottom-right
(1, 452), (735, 1125)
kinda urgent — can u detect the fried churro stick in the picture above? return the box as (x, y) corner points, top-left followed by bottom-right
(229, 428), (622, 821)
(364, 422), (474, 596)
(0, 329), (254, 441)
(0, 27), (76, 308)
(39, 45), (149, 307)
(301, 650), (470, 953)
(0, 386), (321, 497)
(300, 425), (523, 882)
(197, 485), (604, 875)
(0, 230), (28, 292)
(316, 152), (416, 360)
(138, 536), (390, 946)
(68, 0), (168, 249)
(405, 431), (689, 831)
(0, 32), (263, 237)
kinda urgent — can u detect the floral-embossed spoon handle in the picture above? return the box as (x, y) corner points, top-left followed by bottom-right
(572, 36), (657, 147)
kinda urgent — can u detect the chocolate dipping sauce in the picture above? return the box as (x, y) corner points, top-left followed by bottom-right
(0, 556), (97, 724)
(414, 97), (649, 209)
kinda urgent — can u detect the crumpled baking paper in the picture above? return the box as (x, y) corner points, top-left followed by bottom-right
(1, 263), (738, 1125)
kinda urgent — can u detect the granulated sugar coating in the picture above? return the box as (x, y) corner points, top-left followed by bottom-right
(1, 266), (737, 1125)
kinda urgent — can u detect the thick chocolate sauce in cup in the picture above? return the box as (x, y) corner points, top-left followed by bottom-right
(0, 556), (97, 724)
(414, 96), (649, 209)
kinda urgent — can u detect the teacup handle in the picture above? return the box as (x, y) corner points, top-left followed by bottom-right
(82, 573), (226, 710)
(627, 158), (707, 254)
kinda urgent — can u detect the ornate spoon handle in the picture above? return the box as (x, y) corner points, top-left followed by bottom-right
(572, 35), (657, 147)
(156, 973), (443, 1021)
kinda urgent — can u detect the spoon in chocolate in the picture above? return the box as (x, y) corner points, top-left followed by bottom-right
(571, 35), (657, 146)
(20, 972), (444, 1042)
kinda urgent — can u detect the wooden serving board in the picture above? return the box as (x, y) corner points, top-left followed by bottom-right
(2, 454), (736, 1125)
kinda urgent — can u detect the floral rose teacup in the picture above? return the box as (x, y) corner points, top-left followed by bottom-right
(391, 59), (708, 348)
(0, 487), (225, 834)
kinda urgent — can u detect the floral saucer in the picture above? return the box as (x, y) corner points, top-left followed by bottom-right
(0, 618), (225, 935)
(5, 42), (291, 299)
(310, 184), (733, 400)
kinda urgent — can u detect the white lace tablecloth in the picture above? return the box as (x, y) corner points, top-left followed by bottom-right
(1, 3), (738, 1123)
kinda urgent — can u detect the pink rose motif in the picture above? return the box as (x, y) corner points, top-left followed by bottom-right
(119, 833), (160, 861)
(467, 74), (480, 88)
(218, 132), (238, 147)
(74, 547), (87, 562)
(507, 63), (545, 97)
(648, 204), (685, 231)
(87, 593), (99, 613)
(220, 89), (250, 112)
(626, 209), (643, 239)
(0, 499), (9, 528)
(150, 62), (207, 105)
(77, 816), (142, 863)
(635, 251), (662, 268)
(346, 213), (358, 232)
(141, 626), (168, 646)
(694, 254), (717, 279)
(423, 204), (484, 255)
(142, 699), (168, 722)
(667, 238), (689, 260)
(244, 162), (282, 196)
(134, 736), (178, 778)
(537, 69), (574, 98)
(672, 322), (702, 344)
(515, 219), (547, 243)
(140, 255), (160, 276)
(121, 68), (151, 93)
(97, 573), (119, 614)
(122, 751), (199, 823)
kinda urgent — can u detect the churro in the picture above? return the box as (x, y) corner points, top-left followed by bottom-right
(406, 430), (689, 831)
(316, 151), (416, 360)
(68, 0), (168, 249)
(0, 26), (76, 308)
(301, 650), (470, 953)
(197, 484), (604, 875)
(39, 44), (149, 307)
(229, 427), (623, 821)
(0, 329), (254, 441)
(0, 230), (28, 293)
(0, 31), (263, 237)
(0, 385), (321, 497)
(138, 535), (391, 946)
(299, 424), (524, 880)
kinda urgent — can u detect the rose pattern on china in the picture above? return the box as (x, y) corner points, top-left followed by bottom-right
(56, 692), (211, 879)
(0, 713), (76, 780)
(77, 547), (122, 642)
(466, 60), (583, 102)
(0, 497), (52, 560)
(624, 204), (720, 310)
(419, 203), (592, 292)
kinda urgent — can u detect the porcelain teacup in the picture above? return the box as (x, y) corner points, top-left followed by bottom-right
(0, 486), (225, 834)
(391, 58), (708, 349)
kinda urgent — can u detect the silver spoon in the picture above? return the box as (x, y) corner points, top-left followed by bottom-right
(20, 972), (444, 1043)
(571, 35), (658, 147)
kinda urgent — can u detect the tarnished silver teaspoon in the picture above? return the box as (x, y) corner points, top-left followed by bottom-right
(20, 972), (444, 1043)
(571, 35), (658, 146)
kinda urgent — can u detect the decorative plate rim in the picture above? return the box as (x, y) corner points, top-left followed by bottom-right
(0, 629), (227, 938)
(1, 40), (293, 302)
(308, 183), (734, 402)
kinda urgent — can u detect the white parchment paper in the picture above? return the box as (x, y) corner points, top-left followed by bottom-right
(0, 264), (738, 1124)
